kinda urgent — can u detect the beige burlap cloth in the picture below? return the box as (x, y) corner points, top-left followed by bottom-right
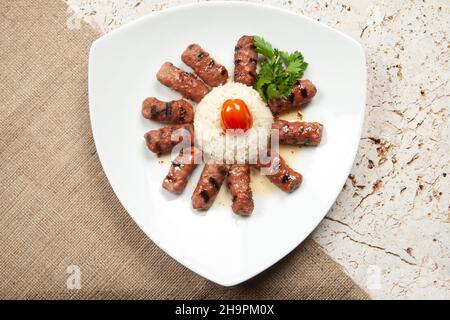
(0, 1), (368, 299)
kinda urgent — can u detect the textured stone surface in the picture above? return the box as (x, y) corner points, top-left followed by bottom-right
(66, 0), (450, 299)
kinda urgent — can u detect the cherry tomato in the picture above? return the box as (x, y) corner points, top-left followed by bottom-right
(221, 99), (253, 132)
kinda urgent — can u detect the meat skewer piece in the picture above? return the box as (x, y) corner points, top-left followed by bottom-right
(227, 164), (254, 216)
(234, 35), (258, 86)
(272, 120), (323, 146)
(256, 149), (302, 193)
(156, 62), (209, 102)
(162, 147), (201, 194)
(192, 163), (228, 211)
(142, 97), (194, 124)
(144, 124), (194, 156)
(268, 80), (317, 114)
(181, 44), (228, 87)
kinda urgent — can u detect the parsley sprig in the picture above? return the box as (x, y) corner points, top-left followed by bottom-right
(254, 36), (308, 102)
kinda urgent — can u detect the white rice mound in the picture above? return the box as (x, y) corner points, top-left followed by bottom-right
(194, 82), (274, 164)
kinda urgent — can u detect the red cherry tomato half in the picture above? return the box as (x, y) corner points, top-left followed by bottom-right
(221, 99), (253, 133)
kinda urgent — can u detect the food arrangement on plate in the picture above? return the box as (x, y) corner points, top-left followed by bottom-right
(142, 36), (323, 216)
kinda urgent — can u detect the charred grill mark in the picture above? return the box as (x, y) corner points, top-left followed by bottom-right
(197, 52), (205, 60)
(165, 102), (172, 117)
(300, 87), (308, 98)
(200, 190), (210, 203)
(218, 166), (227, 176)
(172, 161), (182, 168)
(288, 92), (295, 103)
(281, 174), (291, 184)
(209, 177), (219, 190)
(179, 107), (186, 121)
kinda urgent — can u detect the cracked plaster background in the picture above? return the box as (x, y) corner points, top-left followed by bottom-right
(66, 0), (450, 299)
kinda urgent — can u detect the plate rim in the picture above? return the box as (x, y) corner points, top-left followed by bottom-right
(88, 1), (367, 286)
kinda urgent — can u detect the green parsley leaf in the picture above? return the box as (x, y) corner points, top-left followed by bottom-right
(253, 37), (308, 101)
(254, 36), (274, 59)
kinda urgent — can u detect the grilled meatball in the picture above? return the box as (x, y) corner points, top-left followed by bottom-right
(192, 163), (228, 211)
(273, 120), (323, 146)
(144, 124), (194, 156)
(181, 44), (228, 87)
(227, 164), (254, 216)
(162, 147), (201, 194)
(234, 35), (258, 86)
(142, 97), (194, 124)
(268, 80), (317, 114)
(256, 150), (302, 193)
(156, 62), (209, 102)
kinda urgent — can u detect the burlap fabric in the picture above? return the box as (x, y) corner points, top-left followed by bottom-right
(0, 0), (368, 300)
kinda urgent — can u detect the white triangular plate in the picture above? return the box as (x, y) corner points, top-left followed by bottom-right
(89, 1), (366, 286)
